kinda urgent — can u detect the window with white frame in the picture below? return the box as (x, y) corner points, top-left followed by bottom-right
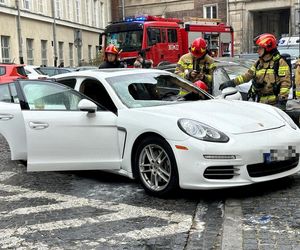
(66, 1), (73, 21)
(0, 0), (5, 5)
(41, 40), (47, 66)
(75, 0), (80, 23)
(86, 0), (90, 25)
(23, 0), (30, 9)
(92, 0), (98, 27)
(59, 42), (64, 65)
(69, 43), (74, 67)
(26, 39), (34, 65)
(100, 1), (104, 28)
(1, 36), (10, 63)
(38, 0), (44, 13)
(203, 4), (217, 19)
(56, 0), (62, 18)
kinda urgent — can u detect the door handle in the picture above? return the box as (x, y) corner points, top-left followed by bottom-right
(29, 121), (49, 130)
(0, 114), (14, 120)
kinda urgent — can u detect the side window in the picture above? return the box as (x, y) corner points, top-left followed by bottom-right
(0, 84), (11, 103)
(9, 83), (20, 104)
(58, 78), (76, 89)
(0, 66), (5, 76)
(147, 28), (162, 46)
(20, 81), (86, 111)
(167, 29), (177, 43)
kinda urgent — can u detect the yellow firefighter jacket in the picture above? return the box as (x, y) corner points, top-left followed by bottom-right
(233, 53), (291, 105)
(175, 53), (216, 88)
(294, 59), (300, 99)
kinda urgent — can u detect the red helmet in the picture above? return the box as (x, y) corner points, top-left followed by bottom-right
(254, 33), (277, 52)
(194, 80), (208, 92)
(105, 44), (119, 55)
(190, 38), (207, 58)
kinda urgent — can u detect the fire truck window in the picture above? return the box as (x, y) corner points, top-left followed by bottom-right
(167, 29), (177, 43)
(147, 28), (162, 46)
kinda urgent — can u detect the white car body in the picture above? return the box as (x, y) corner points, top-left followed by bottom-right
(24, 65), (49, 79)
(1, 69), (300, 196)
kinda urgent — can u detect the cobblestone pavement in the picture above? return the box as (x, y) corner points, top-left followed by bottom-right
(0, 134), (300, 249)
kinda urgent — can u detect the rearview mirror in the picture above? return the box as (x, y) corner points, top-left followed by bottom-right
(78, 99), (97, 113)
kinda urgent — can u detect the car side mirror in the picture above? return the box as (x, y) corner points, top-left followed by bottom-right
(78, 99), (97, 113)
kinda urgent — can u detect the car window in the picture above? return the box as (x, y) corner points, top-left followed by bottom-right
(106, 72), (210, 108)
(9, 83), (19, 104)
(213, 68), (230, 96)
(58, 78), (76, 89)
(17, 66), (27, 77)
(0, 66), (6, 76)
(0, 84), (11, 103)
(40, 68), (56, 76)
(19, 81), (89, 111)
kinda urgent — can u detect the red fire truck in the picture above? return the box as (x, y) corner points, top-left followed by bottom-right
(100, 15), (234, 67)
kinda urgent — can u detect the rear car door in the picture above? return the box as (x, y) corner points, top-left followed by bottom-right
(18, 80), (121, 172)
(0, 83), (27, 160)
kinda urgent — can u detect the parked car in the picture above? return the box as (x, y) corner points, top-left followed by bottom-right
(38, 66), (73, 77)
(0, 63), (27, 84)
(24, 65), (49, 79)
(0, 69), (297, 197)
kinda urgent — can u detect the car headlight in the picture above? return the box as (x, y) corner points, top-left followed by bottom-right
(178, 118), (229, 142)
(274, 108), (298, 130)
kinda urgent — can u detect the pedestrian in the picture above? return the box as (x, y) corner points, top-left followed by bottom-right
(175, 37), (216, 94)
(99, 44), (125, 69)
(219, 33), (291, 110)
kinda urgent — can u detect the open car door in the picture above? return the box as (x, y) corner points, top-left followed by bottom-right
(19, 80), (121, 172)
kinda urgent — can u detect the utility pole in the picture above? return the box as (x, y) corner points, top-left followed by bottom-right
(51, 0), (58, 66)
(16, 0), (24, 64)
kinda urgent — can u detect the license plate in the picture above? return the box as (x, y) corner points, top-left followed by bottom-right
(263, 146), (298, 164)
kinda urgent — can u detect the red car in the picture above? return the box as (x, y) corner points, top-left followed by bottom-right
(0, 63), (27, 84)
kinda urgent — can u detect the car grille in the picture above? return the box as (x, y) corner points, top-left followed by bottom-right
(203, 166), (240, 179)
(247, 157), (299, 177)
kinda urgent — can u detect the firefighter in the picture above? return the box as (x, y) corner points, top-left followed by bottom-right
(219, 33), (291, 110)
(99, 44), (125, 69)
(193, 80), (209, 92)
(133, 50), (153, 68)
(294, 59), (300, 99)
(175, 37), (216, 93)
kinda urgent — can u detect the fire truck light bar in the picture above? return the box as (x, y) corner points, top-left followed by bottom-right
(125, 15), (181, 23)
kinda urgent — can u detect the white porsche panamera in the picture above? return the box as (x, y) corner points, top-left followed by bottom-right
(0, 68), (300, 197)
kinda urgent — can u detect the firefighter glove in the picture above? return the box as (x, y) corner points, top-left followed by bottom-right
(219, 80), (235, 91)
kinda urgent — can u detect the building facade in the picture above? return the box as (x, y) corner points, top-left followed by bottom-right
(0, 0), (111, 67)
(112, 0), (300, 55)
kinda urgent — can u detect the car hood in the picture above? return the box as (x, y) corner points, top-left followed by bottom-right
(138, 99), (285, 134)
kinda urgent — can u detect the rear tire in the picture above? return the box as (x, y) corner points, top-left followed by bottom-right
(134, 136), (179, 197)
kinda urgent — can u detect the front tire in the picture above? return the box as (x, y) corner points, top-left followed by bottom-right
(134, 136), (179, 197)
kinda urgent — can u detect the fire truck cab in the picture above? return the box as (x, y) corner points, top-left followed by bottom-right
(101, 15), (234, 67)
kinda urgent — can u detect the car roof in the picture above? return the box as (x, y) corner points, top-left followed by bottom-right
(52, 68), (169, 79)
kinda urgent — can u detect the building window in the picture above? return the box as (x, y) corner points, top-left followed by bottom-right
(23, 0), (30, 9)
(86, 0), (90, 25)
(1, 36), (10, 63)
(92, 0), (98, 27)
(59, 42), (64, 65)
(203, 4), (217, 19)
(100, 2), (104, 28)
(38, 0), (43, 13)
(41, 40), (47, 66)
(0, 0), (6, 5)
(66, 1), (73, 21)
(88, 45), (92, 63)
(69, 43), (74, 67)
(56, 0), (62, 18)
(26, 39), (34, 65)
(75, 0), (80, 22)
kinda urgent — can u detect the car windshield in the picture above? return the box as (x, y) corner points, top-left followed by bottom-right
(106, 30), (143, 52)
(278, 46), (300, 60)
(106, 72), (211, 108)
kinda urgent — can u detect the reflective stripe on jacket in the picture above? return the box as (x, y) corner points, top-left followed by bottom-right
(175, 53), (216, 87)
(233, 53), (291, 104)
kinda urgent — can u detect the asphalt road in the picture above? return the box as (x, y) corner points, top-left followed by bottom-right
(0, 134), (300, 249)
